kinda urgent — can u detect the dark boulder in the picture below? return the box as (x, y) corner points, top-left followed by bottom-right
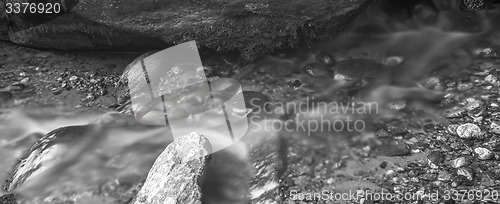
(4, 0), (369, 61)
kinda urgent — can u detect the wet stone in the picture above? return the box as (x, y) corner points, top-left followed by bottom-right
(6, 83), (26, 92)
(427, 151), (444, 168)
(485, 74), (498, 84)
(444, 107), (465, 118)
(457, 83), (473, 91)
(456, 123), (482, 139)
(333, 59), (382, 80)
(437, 170), (452, 181)
(451, 157), (470, 168)
(372, 138), (411, 157)
(302, 63), (333, 78)
(474, 147), (493, 160)
(132, 132), (211, 204)
(490, 121), (500, 135)
(447, 124), (460, 135)
(464, 98), (484, 111)
(456, 167), (474, 181)
(315, 52), (335, 66)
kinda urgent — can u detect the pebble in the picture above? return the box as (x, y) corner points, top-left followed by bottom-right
(456, 123), (482, 138)
(474, 147), (493, 160)
(302, 63), (333, 78)
(0, 91), (13, 103)
(491, 122), (500, 135)
(69, 76), (78, 81)
(456, 167), (474, 181)
(383, 56), (403, 66)
(373, 138), (411, 156)
(333, 59), (382, 80)
(457, 83), (473, 91)
(447, 124), (459, 135)
(485, 74), (498, 84)
(451, 157), (469, 168)
(444, 107), (465, 118)
(427, 151), (444, 168)
(315, 52), (335, 65)
(437, 170), (452, 181)
(6, 83), (26, 92)
(464, 98), (483, 111)
(388, 99), (406, 110)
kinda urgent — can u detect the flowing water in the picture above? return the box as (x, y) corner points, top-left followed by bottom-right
(1, 1), (500, 203)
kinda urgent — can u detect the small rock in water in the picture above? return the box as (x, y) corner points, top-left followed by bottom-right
(451, 157), (469, 168)
(427, 151), (444, 168)
(457, 83), (473, 91)
(132, 132), (211, 204)
(464, 98), (483, 111)
(456, 123), (482, 138)
(474, 147), (493, 160)
(491, 121), (500, 135)
(0, 91), (13, 103)
(302, 63), (333, 78)
(485, 74), (498, 84)
(388, 99), (406, 110)
(333, 59), (382, 80)
(315, 52), (335, 65)
(444, 107), (465, 118)
(6, 83), (26, 92)
(447, 124), (460, 135)
(437, 170), (452, 181)
(456, 167), (474, 181)
(372, 138), (411, 157)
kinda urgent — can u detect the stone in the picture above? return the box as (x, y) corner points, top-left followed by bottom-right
(447, 124), (460, 135)
(132, 132), (211, 204)
(4, 0), (368, 61)
(0, 194), (17, 204)
(491, 121), (500, 135)
(333, 59), (383, 80)
(474, 147), (493, 160)
(456, 123), (482, 138)
(372, 138), (411, 157)
(464, 98), (483, 111)
(303, 63), (333, 78)
(451, 157), (470, 168)
(437, 170), (452, 181)
(427, 151), (444, 168)
(485, 75), (498, 84)
(456, 167), (474, 181)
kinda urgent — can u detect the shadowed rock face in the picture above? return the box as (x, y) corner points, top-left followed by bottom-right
(3, 0), (369, 61)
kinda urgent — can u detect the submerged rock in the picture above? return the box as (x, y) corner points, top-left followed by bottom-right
(132, 132), (212, 204)
(333, 59), (383, 80)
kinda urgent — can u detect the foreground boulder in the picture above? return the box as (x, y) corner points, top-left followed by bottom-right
(132, 132), (212, 204)
(4, 0), (368, 60)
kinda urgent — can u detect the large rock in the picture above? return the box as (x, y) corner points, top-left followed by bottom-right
(132, 132), (212, 204)
(4, 0), (369, 60)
